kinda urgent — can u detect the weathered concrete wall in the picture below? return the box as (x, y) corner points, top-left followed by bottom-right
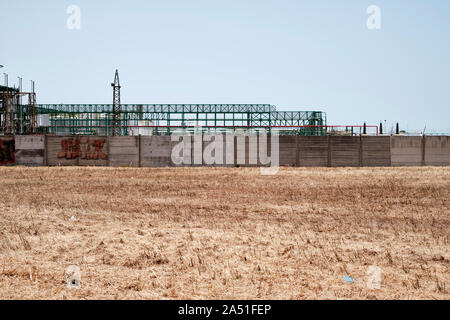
(47, 136), (76, 166)
(425, 136), (450, 166)
(173, 135), (193, 167)
(257, 135), (274, 167)
(278, 136), (297, 166)
(0, 136), (15, 165)
(47, 136), (108, 166)
(298, 136), (329, 167)
(232, 135), (275, 167)
(391, 136), (423, 167)
(6, 134), (450, 168)
(202, 134), (234, 167)
(109, 136), (139, 167)
(189, 135), (202, 167)
(235, 135), (247, 166)
(330, 136), (360, 167)
(15, 135), (45, 166)
(362, 136), (391, 167)
(78, 137), (109, 167)
(140, 136), (172, 167)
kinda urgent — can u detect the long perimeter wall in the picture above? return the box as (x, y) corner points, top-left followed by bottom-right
(1, 135), (449, 167)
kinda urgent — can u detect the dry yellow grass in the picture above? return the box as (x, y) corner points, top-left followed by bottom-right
(0, 166), (448, 300)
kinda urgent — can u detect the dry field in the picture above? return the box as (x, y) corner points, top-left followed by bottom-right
(0, 166), (448, 300)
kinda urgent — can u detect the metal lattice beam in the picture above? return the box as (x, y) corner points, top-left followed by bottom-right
(111, 70), (121, 136)
(34, 103), (326, 136)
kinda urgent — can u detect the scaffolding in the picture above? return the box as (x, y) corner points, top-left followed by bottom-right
(34, 104), (327, 136)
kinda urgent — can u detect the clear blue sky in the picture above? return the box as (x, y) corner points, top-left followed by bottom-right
(1, 0), (449, 132)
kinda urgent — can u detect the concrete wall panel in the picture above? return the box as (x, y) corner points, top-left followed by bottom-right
(362, 136), (391, 167)
(47, 136), (79, 166)
(109, 136), (139, 167)
(298, 136), (329, 167)
(15, 135), (45, 166)
(202, 134), (234, 167)
(425, 136), (450, 166)
(236, 135), (248, 166)
(140, 136), (172, 167)
(233, 135), (275, 167)
(0, 136), (15, 166)
(278, 136), (297, 166)
(9, 134), (450, 168)
(47, 136), (108, 166)
(391, 136), (422, 166)
(330, 136), (360, 167)
(170, 135), (192, 167)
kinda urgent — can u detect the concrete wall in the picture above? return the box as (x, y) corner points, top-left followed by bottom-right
(140, 136), (172, 167)
(391, 136), (423, 167)
(330, 136), (360, 167)
(278, 136), (297, 166)
(109, 136), (139, 167)
(202, 134), (233, 167)
(298, 136), (329, 167)
(231, 135), (277, 167)
(47, 136), (77, 166)
(47, 136), (109, 166)
(362, 136), (391, 167)
(4, 134), (450, 168)
(170, 135), (192, 167)
(15, 135), (45, 166)
(0, 136), (15, 165)
(425, 136), (450, 166)
(235, 135), (247, 166)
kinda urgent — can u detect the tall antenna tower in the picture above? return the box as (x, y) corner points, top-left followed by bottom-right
(111, 69), (121, 136)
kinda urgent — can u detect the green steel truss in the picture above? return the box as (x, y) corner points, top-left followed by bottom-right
(38, 104), (277, 113)
(36, 104), (326, 136)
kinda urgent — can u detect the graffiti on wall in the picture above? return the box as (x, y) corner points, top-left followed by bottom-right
(57, 137), (108, 160)
(0, 138), (15, 165)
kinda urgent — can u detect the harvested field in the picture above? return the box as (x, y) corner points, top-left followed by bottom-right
(0, 166), (448, 300)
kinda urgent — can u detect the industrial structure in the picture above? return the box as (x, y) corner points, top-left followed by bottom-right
(111, 69), (122, 136)
(0, 76), (37, 135)
(35, 103), (327, 136)
(2, 70), (383, 137)
(3, 70), (449, 169)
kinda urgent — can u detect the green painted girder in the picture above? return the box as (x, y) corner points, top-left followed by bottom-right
(37, 103), (327, 135)
(37, 104), (276, 114)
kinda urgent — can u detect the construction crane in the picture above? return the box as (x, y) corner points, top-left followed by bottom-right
(111, 69), (121, 136)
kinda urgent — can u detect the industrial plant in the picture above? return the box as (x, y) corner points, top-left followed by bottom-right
(2, 69), (374, 138)
(1, 69), (448, 168)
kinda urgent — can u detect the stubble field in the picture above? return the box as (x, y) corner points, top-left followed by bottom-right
(0, 166), (448, 299)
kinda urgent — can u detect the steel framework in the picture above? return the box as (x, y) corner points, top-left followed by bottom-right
(111, 70), (121, 136)
(34, 104), (327, 136)
(0, 84), (37, 135)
